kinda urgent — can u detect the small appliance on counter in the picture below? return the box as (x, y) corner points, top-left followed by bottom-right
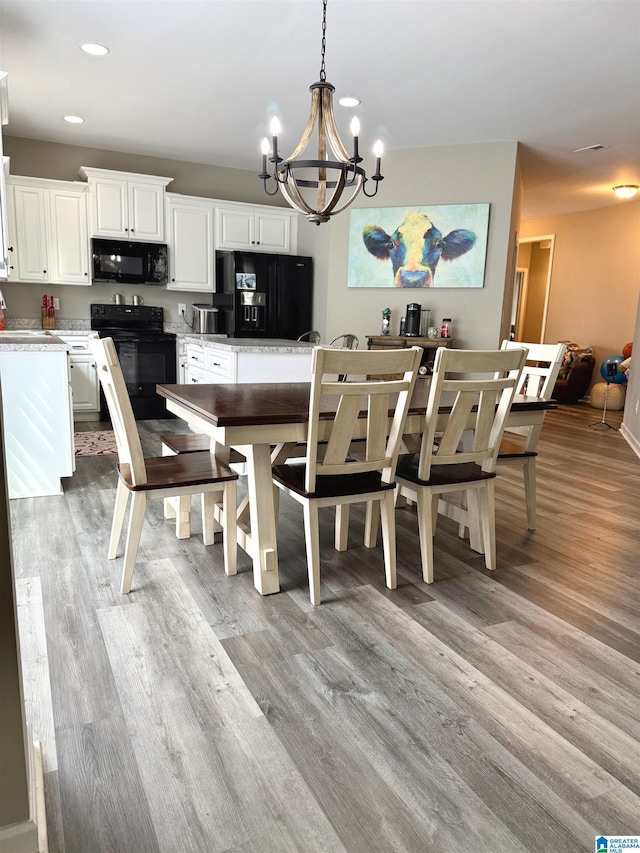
(183, 304), (220, 334)
(404, 303), (421, 336)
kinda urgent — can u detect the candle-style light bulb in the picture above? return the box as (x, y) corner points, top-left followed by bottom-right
(260, 137), (270, 174)
(270, 116), (281, 161)
(373, 139), (384, 177)
(350, 116), (361, 163)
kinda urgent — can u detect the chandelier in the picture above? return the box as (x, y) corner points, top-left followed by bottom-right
(259, 0), (384, 225)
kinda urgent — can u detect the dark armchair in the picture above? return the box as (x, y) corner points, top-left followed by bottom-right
(552, 343), (595, 403)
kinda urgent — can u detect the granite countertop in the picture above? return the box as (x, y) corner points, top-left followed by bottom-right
(0, 331), (71, 351)
(182, 335), (315, 354)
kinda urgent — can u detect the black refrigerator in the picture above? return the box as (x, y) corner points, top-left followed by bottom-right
(214, 251), (313, 339)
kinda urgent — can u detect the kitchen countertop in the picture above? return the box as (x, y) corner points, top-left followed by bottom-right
(181, 335), (315, 353)
(0, 331), (71, 351)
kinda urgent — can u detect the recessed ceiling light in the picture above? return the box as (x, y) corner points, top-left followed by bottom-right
(64, 115), (84, 124)
(80, 43), (110, 56)
(338, 96), (361, 108)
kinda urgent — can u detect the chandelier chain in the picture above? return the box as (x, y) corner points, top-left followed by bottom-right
(319, 0), (327, 82)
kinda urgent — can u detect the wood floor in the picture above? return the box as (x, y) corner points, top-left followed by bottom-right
(12, 402), (640, 852)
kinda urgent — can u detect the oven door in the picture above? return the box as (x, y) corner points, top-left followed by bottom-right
(99, 335), (176, 421)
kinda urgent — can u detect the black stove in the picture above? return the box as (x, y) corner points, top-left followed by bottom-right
(90, 304), (176, 421)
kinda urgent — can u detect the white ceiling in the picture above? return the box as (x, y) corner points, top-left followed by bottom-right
(1, 0), (639, 220)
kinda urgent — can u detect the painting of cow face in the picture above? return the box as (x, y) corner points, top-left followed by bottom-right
(363, 213), (476, 288)
(348, 204), (490, 289)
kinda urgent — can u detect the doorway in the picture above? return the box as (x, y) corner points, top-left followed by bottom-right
(511, 235), (555, 342)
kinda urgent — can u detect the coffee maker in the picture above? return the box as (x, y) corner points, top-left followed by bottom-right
(405, 303), (421, 336)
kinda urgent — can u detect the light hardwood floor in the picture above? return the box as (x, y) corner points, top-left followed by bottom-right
(12, 402), (640, 852)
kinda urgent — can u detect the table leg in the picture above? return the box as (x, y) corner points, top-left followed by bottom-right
(238, 443), (281, 595)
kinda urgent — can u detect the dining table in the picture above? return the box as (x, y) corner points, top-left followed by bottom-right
(156, 379), (557, 596)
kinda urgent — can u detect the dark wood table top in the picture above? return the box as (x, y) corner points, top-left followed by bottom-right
(157, 379), (557, 428)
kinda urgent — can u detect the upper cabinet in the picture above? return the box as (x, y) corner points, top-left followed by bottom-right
(0, 71), (9, 280)
(79, 167), (173, 241)
(165, 193), (216, 292)
(7, 177), (90, 285)
(215, 202), (298, 254)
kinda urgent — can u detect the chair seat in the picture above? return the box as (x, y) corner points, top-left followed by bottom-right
(396, 453), (496, 487)
(498, 437), (537, 459)
(272, 463), (396, 499)
(119, 451), (238, 491)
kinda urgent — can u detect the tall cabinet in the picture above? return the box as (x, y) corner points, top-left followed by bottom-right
(165, 193), (216, 292)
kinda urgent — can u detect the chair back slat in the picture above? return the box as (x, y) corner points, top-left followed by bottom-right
(305, 346), (422, 493)
(90, 336), (148, 486)
(417, 347), (527, 480)
(501, 340), (566, 439)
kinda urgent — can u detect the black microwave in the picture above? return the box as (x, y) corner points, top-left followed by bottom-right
(91, 239), (168, 285)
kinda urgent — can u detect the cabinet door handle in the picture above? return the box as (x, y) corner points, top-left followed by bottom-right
(7, 246), (13, 252)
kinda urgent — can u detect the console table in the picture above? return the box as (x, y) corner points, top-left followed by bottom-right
(366, 335), (455, 375)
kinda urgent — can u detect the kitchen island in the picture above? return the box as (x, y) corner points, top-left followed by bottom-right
(181, 336), (315, 384)
(0, 331), (74, 498)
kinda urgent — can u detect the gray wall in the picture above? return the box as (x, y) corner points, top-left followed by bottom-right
(0, 392), (35, 845)
(297, 142), (520, 349)
(621, 294), (640, 454)
(4, 136), (520, 348)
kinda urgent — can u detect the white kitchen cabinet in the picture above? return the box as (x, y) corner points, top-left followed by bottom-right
(206, 347), (236, 382)
(48, 189), (90, 285)
(183, 339), (312, 385)
(58, 334), (99, 413)
(7, 177), (90, 285)
(0, 80), (9, 280)
(0, 346), (75, 498)
(8, 183), (49, 282)
(166, 194), (215, 292)
(79, 167), (173, 241)
(70, 357), (99, 411)
(215, 203), (297, 254)
(185, 342), (206, 384)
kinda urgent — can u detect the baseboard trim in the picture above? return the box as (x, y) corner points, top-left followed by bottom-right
(619, 423), (640, 460)
(0, 739), (49, 853)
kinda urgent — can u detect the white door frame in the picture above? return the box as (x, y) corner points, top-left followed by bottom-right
(517, 234), (555, 343)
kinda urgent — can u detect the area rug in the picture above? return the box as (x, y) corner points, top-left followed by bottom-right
(74, 430), (118, 456)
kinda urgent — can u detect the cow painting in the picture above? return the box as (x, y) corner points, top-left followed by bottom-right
(362, 212), (477, 288)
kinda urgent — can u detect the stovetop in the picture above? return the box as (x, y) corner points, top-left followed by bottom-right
(90, 303), (168, 335)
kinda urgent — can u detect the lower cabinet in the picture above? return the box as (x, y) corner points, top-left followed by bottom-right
(183, 341), (312, 384)
(58, 335), (100, 413)
(0, 348), (75, 498)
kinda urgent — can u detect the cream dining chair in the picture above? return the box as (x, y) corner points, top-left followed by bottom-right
(272, 344), (422, 605)
(91, 336), (238, 594)
(395, 347), (527, 584)
(497, 339), (566, 529)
